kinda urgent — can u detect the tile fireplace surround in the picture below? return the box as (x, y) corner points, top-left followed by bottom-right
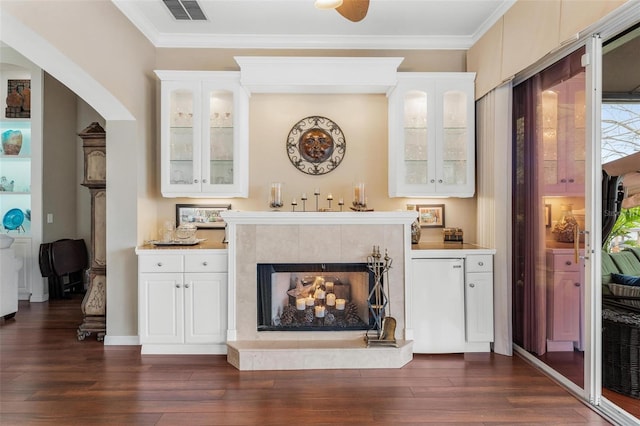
(221, 211), (416, 370)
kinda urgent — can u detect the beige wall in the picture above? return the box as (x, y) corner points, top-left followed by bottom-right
(42, 74), (79, 242)
(155, 49), (466, 73)
(468, 0), (628, 99)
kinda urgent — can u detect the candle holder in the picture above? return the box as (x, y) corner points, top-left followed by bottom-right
(327, 193), (333, 210)
(301, 193), (307, 212)
(338, 198), (344, 212)
(352, 182), (367, 211)
(314, 188), (320, 211)
(269, 182), (283, 210)
(291, 198), (297, 212)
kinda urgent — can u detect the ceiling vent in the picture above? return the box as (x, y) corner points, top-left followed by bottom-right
(162, 0), (207, 21)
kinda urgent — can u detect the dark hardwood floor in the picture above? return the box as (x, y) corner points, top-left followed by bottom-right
(0, 296), (613, 425)
(536, 343), (640, 420)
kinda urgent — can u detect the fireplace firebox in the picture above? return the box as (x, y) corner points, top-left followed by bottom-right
(256, 263), (379, 331)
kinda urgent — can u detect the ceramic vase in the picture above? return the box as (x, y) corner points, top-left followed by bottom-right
(1, 130), (22, 155)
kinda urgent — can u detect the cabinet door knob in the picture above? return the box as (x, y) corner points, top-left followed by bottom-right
(560, 178), (567, 183)
(175, 284), (181, 288)
(438, 179), (443, 183)
(469, 283), (475, 288)
(568, 178), (574, 183)
(478, 261), (484, 266)
(202, 179), (207, 183)
(430, 179), (435, 183)
(202, 261), (208, 266)
(574, 282), (581, 287)
(193, 179), (199, 183)
(157, 262), (163, 267)
(565, 261), (572, 266)
(185, 283), (190, 288)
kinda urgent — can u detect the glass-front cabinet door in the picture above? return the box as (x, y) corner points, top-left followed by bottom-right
(401, 86), (434, 188)
(157, 71), (248, 198)
(164, 81), (200, 194)
(388, 73), (475, 198)
(202, 82), (244, 196)
(438, 84), (471, 193)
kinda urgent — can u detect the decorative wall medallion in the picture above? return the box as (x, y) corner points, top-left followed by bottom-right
(286, 116), (346, 175)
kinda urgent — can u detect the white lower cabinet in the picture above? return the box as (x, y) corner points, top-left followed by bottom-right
(464, 255), (494, 343)
(137, 251), (227, 354)
(410, 251), (494, 353)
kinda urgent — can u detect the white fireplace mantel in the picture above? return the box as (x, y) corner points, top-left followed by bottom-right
(221, 210), (417, 226)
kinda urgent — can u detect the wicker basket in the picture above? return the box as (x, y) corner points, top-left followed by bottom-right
(602, 308), (640, 399)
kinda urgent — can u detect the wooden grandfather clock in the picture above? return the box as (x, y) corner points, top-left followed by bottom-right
(77, 122), (106, 341)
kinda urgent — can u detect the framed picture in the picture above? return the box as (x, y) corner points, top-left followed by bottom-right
(175, 204), (231, 229)
(416, 204), (445, 228)
(5, 79), (30, 118)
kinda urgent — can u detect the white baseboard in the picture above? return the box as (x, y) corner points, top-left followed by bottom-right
(29, 294), (47, 302)
(104, 335), (140, 346)
(141, 344), (227, 355)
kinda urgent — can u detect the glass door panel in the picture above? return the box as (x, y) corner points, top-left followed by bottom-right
(442, 90), (467, 185)
(403, 90), (428, 185)
(208, 90), (234, 185)
(169, 89), (195, 185)
(512, 46), (587, 389)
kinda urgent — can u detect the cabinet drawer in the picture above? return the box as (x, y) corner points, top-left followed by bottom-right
(185, 254), (227, 273)
(139, 255), (183, 273)
(466, 255), (492, 273)
(550, 254), (580, 271)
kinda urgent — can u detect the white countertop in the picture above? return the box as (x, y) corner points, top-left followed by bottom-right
(411, 242), (496, 258)
(135, 239), (228, 254)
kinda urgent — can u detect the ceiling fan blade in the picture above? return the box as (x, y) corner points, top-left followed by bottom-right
(336, 0), (369, 22)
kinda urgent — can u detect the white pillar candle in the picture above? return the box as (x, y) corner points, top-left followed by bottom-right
(336, 298), (346, 310)
(270, 182), (282, 205)
(325, 281), (334, 292)
(315, 306), (326, 318)
(305, 296), (315, 307)
(326, 293), (336, 306)
(315, 289), (326, 300)
(357, 183), (366, 205)
(296, 298), (306, 310)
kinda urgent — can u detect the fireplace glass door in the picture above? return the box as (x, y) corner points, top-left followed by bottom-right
(257, 263), (377, 331)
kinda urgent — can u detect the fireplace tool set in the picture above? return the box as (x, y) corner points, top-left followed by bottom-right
(365, 246), (397, 347)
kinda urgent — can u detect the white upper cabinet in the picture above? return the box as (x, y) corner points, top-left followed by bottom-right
(388, 73), (475, 198)
(156, 71), (249, 198)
